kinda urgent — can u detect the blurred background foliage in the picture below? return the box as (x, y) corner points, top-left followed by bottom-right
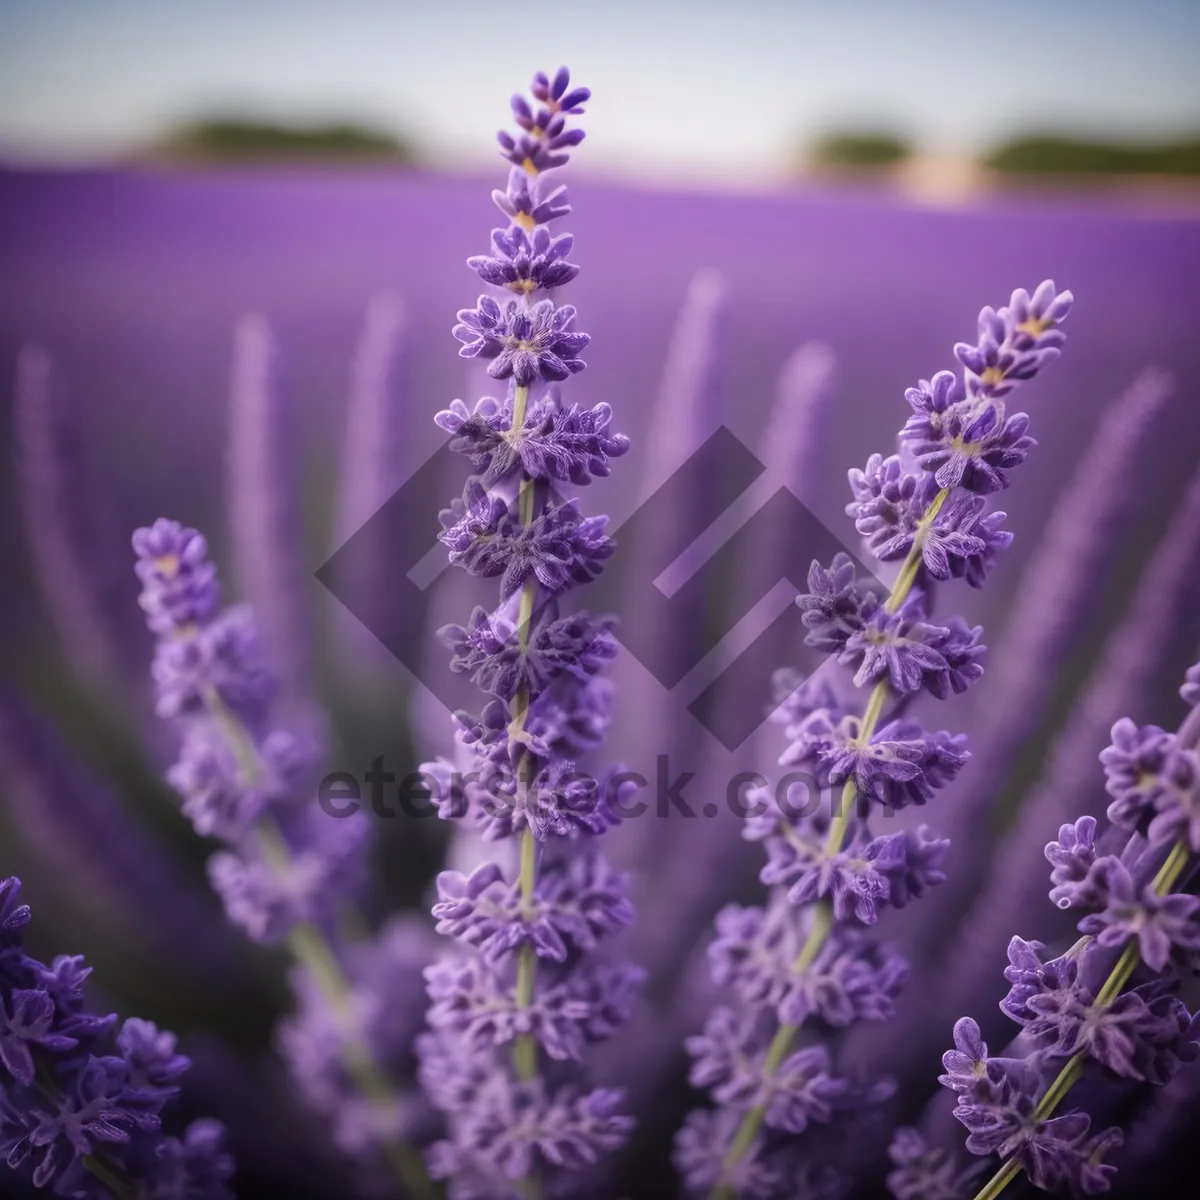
(145, 118), (415, 164)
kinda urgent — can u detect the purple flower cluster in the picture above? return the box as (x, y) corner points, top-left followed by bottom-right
(936, 660), (1200, 1196)
(0, 877), (233, 1198)
(418, 69), (642, 1200)
(279, 918), (441, 1160)
(939, 1018), (1123, 1194)
(133, 518), (364, 941)
(676, 283), (1071, 1198)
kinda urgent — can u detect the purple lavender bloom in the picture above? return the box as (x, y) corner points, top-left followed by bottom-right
(749, 805), (948, 925)
(439, 482), (614, 599)
(435, 395), (629, 486)
(207, 808), (370, 943)
(0, 879), (31, 941)
(707, 900), (908, 1029)
(901, 372), (1036, 494)
(425, 957), (642, 1065)
(938, 1017), (991, 1093)
(846, 454), (931, 559)
(1181, 662), (1200, 708)
(1003, 280), (1075, 349)
(795, 554), (880, 653)
(149, 604), (275, 728)
(939, 1031), (1124, 1195)
(496, 125), (586, 175)
(440, 605), (616, 703)
(468, 225), (579, 295)
(954, 282), (1073, 400)
(279, 918), (439, 1157)
(491, 167), (571, 230)
(0, 878), (234, 1198)
(453, 296), (589, 384)
(673, 1108), (787, 1200)
(887, 1128), (983, 1200)
(686, 1008), (848, 1133)
(1044, 816), (1100, 909)
(433, 855), (633, 966)
(1075, 859), (1200, 972)
(807, 714), (968, 812)
(135, 520), (441, 1186)
(530, 66), (590, 112)
(424, 1078), (627, 1199)
(839, 604), (955, 695)
(1147, 754), (1200, 853)
(167, 724), (312, 841)
(132, 518), (219, 635)
(1101, 718), (1198, 839)
(845, 455), (1011, 585)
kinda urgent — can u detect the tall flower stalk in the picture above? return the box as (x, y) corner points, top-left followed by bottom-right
(675, 282), (1073, 1198)
(937, 660), (1200, 1198)
(130, 520), (433, 1198)
(416, 68), (642, 1199)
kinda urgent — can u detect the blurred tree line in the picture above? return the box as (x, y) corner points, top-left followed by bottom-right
(807, 129), (1200, 178)
(145, 118), (413, 163)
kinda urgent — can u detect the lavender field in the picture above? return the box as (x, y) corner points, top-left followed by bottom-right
(3, 156), (1200, 1200)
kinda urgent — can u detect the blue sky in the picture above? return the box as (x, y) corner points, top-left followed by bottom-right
(2, 0), (1198, 180)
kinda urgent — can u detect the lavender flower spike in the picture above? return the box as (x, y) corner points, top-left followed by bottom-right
(611, 268), (729, 906)
(912, 366), (1173, 962)
(0, 876), (234, 1198)
(331, 293), (411, 668)
(14, 346), (140, 695)
(228, 314), (312, 703)
(421, 69), (642, 1199)
(681, 282), (1069, 1199)
(132, 519), (435, 1196)
(937, 659), (1200, 1198)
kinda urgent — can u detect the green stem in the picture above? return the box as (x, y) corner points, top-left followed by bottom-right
(503, 383), (543, 1197)
(202, 690), (436, 1200)
(971, 838), (1195, 1200)
(513, 827), (539, 1081)
(81, 1155), (133, 1200)
(885, 486), (949, 613)
(971, 1158), (1023, 1200)
(709, 492), (949, 1198)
